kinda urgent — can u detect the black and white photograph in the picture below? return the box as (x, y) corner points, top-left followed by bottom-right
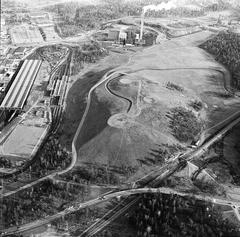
(0, 0), (240, 236)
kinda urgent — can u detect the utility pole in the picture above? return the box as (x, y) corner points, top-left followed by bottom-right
(140, 10), (144, 41)
(0, 178), (3, 229)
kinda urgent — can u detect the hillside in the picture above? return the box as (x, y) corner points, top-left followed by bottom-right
(73, 31), (240, 184)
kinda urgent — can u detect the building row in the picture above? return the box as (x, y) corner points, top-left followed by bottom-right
(95, 24), (159, 46)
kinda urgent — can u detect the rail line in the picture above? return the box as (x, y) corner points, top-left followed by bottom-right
(3, 184), (240, 236)
(1, 29), (240, 236)
(0, 46), (72, 179)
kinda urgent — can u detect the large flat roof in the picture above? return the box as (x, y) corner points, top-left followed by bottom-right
(0, 60), (42, 110)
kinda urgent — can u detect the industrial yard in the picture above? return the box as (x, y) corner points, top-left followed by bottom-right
(0, 42), (71, 169)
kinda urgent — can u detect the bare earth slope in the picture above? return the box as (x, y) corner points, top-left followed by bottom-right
(75, 31), (240, 183)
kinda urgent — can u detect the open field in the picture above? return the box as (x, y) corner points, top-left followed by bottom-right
(1, 124), (49, 159)
(58, 52), (130, 149)
(10, 25), (44, 45)
(0, 100), (51, 161)
(74, 30), (240, 184)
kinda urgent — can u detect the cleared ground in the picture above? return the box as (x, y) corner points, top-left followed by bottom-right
(59, 52), (130, 149)
(0, 60), (51, 161)
(1, 124), (48, 159)
(75, 30), (240, 183)
(10, 24), (44, 45)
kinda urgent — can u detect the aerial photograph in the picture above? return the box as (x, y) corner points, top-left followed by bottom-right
(0, 0), (240, 236)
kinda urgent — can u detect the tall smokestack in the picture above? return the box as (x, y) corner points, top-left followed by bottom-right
(140, 1), (178, 40)
(140, 11), (144, 41)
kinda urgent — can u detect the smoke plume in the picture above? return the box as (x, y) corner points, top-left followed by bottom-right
(143, 1), (177, 14)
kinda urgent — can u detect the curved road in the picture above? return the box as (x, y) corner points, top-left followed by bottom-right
(106, 77), (132, 113)
(2, 69), (240, 234)
(1, 61), (239, 201)
(0, 45), (72, 179)
(2, 186), (240, 236)
(2, 27), (240, 236)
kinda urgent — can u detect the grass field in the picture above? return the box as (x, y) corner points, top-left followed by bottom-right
(73, 30), (240, 183)
(1, 124), (48, 159)
(59, 52), (130, 149)
(59, 69), (111, 149)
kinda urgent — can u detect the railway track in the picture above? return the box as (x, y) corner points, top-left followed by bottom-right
(0, 47), (72, 180)
(1, 32), (240, 236)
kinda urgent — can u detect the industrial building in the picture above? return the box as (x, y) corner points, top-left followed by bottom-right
(96, 23), (158, 47)
(0, 59), (42, 110)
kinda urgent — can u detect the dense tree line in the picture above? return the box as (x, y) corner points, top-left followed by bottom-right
(71, 42), (108, 75)
(203, 1), (231, 12)
(45, 0), (236, 37)
(168, 107), (202, 143)
(126, 193), (239, 237)
(45, 0), (141, 36)
(145, 7), (205, 18)
(44, 0), (174, 36)
(200, 32), (240, 90)
(0, 157), (14, 169)
(1, 179), (84, 228)
(60, 163), (136, 186)
(29, 136), (71, 178)
(37, 45), (68, 70)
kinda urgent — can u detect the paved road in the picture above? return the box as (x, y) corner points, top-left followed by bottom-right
(0, 45), (134, 195)
(71, 51), (135, 161)
(79, 64), (240, 235)
(2, 25), (240, 235)
(2, 111), (240, 234)
(0, 47), (74, 191)
(2, 60), (240, 231)
(2, 186), (240, 236)
(80, 187), (240, 237)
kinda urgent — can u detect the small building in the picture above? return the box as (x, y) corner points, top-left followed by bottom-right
(143, 33), (157, 46)
(108, 30), (120, 41)
(119, 31), (127, 40)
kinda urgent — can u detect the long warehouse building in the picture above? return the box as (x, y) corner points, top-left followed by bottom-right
(0, 60), (42, 110)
